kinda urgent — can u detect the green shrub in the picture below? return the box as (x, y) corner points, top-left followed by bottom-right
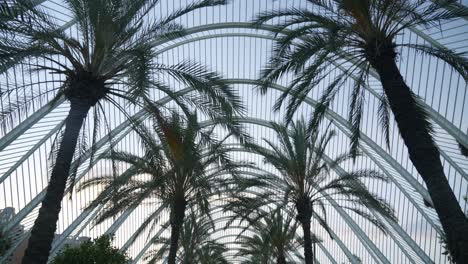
(50, 235), (130, 264)
(0, 229), (11, 256)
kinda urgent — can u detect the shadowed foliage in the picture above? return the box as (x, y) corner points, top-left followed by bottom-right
(236, 209), (303, 264)
(0, 0), (47, 63)
(144, 211), (229, 264)
(50, 235), (130, 264)
(0, 0), (244, 263)
(226, 118), (395, 264)
(0, 229), (11, 257)
(79, 110), (247, 264)
(254, 1), (468, 262)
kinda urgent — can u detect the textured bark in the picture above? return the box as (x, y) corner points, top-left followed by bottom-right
(296, 198), (314, 264)
(168, 199), (186, 264)
(371, 54), (468, 264)
(300, 219), (314, 264)
(277, 250), (287, 264)
(22, 100), (90, 264)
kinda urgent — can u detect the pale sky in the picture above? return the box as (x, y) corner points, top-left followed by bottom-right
(1, 0), (467, 263)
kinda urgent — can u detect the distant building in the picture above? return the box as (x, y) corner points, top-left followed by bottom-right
(0, 207), (25, 263)
(0, 207), (89, 264)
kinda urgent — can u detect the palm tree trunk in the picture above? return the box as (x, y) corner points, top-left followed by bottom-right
(371, 55), (468, 263)
(22, 100), (90, 264)
(168, 200), (186, 264)
(300, 219), (314, 264)
(277, 250), (287, 264)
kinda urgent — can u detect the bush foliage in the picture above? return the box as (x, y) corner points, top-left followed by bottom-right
(0, 229), (11, 256)
(50, 235), (130, 264)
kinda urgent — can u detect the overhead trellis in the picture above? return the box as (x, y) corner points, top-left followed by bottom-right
(0, 1), (467, 263)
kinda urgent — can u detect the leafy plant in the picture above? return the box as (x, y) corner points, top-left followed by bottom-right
(227, 118), (395, 264)
(79, 110), (247, 264)
(50, 235), (130, 264)
(0, 229), (11, 257)
(254, 1), (468, 262)
(236, 210), (302, 264)
(145, 211), (229, 264)
(1, 0), (242, 262)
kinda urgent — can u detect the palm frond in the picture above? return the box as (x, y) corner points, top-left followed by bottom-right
(229, 116), (394, 255)
(398, 43), (468, 81)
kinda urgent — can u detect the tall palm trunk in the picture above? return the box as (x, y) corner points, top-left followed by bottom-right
(276, 250), (287, 264)
(168, 200), (186, 264)
(22, 100), (90, 264)
(300, 219), (314, 264)
(297, 198), (314, 264)
(371, 53), (468, 263)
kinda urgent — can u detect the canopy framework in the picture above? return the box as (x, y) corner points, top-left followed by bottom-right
(0, 0), (467, 263)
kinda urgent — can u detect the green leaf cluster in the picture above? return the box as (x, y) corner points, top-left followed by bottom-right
(0, 229), (11, 257)
(50, 235), (130, 264)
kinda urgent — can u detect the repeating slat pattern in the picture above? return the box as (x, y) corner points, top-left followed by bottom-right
(0, 1), (467, 263)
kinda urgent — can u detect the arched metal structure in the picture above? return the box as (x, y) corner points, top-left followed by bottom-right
(1, 1), (467, 263)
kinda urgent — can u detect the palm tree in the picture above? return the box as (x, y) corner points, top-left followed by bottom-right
(195, 241), (229, 264)
(254, 1), (468, 261)
(145, 211), (229, 264)
(0, 0), (44, 55)
(1, 0), (242, 263)
(237, 230), (271, 264)
(79, 111), (244, 264)
(227, 119), (395, 264)
(235, 210), (302, 264)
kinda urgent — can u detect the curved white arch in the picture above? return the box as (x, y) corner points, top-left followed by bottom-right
(2, 80), (439, 263)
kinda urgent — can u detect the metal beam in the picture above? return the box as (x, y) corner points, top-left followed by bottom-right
(159, 234), (305, 264)
(130, 228), (166, 264)
(3, 88), (193, 235)
(119, 205), (166, 253)
(5, 32), (466, 227)
(152, 22), (468, 150)
(0, 97), (64, 152)
(154, 30), (468, 183)
(0, 28), (461, 233)
(109, 168), (355, 263)
(48, 204), (105, 258)
(128, 201), (352, 264)
(75, 78), (438, 229)
(104, 206), (137, 236)
(204, 151), (389, 263)
(2, 38), (451, 257)
(2, 88), (194, 258)
(320, 149), (433, 264)
(201, 138), (431, 264)
(430, 0), (468, 21)
(0, 119), (64, 184)
(0, 5), (464, 264)
(203, 206), (351, 264)
(2, 22), (466, 165)
(33, 80), (438, 263)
